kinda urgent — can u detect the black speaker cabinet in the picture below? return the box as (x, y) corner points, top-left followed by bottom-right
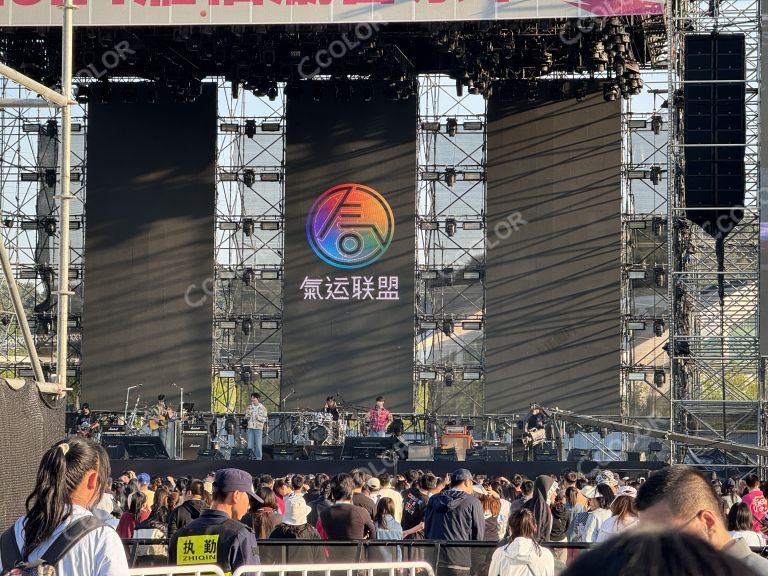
(230, 448), (254, 461)
(182, 434), (209, 461)
(123, 436), (170, 459)
(197, 448), (226, 461)
(434, 447), (457, 461)
(101, 436), (126, 460)
(341, 436), (408, 460)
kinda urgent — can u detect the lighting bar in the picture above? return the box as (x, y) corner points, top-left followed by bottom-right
(218, 222), (238, 230)
(261, 221), (281, 231)
(420, 321), (439, 330)
(261, 122), (281, 132)
(421, 171), (441, 181)
(628, 221), (647, 229)
(420, 122), (440, 132)
(463, 221), (483, 230)
(22, 123), (39, 133)
(628, 269), (646, 280)
(463, 371), (482, 380)
(220, 123), (240, 132)
(261, 270), (280, 280)
(421, 270), (439, 279)
(219, 321), (237, 329)
(260, 172), (282, 182)
(219, 370), (237, 378)
(260, 370), (279, 379)
(70, 172), (82, 182)
(463, 121), (483, 131)
(260, 320), (279, 330)
(461, 171), (485, 181)
(20, 219), (39, 230)
(628, 119), (647, 129)
(463, 271), (482, 280)
(219, 172), (239, 182)
(627, 321), (646, 331)
(70, 123), (83, 133)
(219, 270), (237, 280)
(627, 371), (647, 381)
(20, 173), (40, 182)
(19, 269), (37, 279)
(462, 321), (482, 330)
(628, 170), (650, 179)
(419, 371), (437, 380)
(419, 220), (439, 230)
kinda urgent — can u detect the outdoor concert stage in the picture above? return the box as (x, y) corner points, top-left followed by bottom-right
(111, 459), (666, 480)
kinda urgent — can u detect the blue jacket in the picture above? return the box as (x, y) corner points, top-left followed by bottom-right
(425, 489), (485, 567)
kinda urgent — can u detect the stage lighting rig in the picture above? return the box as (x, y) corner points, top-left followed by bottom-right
(244, 120), (257, 139)
(242, 318), (253, 336)
(446, 118), (458, 137)
(445, 168), (457, 187)
(242, 217), (255, 237)
(445, 218), (458, 237)
(242, 169), (256, 188)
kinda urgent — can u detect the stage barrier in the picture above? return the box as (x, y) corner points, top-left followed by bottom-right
(128, 565), (224, 576)
(233, 562), (436, 576)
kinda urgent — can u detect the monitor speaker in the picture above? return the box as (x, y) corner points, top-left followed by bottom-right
(341, 437), (408, 460)
(230, 448), (253, 461)
(407, 445), (434, 461)
(197, 448), (227, 461)
(122, 436), (169, 459)
(434, 447), (457, 461)
(567, 448), (592, 462)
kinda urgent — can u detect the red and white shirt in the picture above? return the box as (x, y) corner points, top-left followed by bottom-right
(368, 407), (391, 432)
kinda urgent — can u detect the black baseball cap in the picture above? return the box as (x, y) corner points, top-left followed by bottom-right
(451, 469), (473, 484)
(213, 468), (261, 502)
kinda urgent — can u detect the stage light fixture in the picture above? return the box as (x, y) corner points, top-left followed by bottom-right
(651, 114), (664, 135)
(220, 172), (238, 182)
(219, 320), (237, 329)
(442, 319), (454, 336)
(463, 121), (483, 131)
(242, 268), (255, 286)
(653, 319), (665, 337)
(628, 220), (647, 229)
(419, 220), (439, 230)
(628, 268), (646, 280)
(260, 172), (281, 182)
(219, 269), (237, 280)
(421, 122), (441, 132)
(22, 123), (40, 133)
(654, 266), (666, 288)
(628, 119), (647, 129)
(420, 321), (439, 330)
(463, 221), (483, 230)
(242, 318), (253, 335)
(220, 123), (240, 133)
(219, 370), (236, 378)
(651, 217), (665, 236)
(241, 367), (252, 384)
(463, 271), (482, 280)
(44, 169), (56, 189)
(444, 370), (454, 387)
(242, 170), (258, 188)
(70, 172), (82, 182)
(419, 370), (437, 380)
(266, 83), (279, 101)
(261, 270), (280, 280)
(260, 370), (279, 379)
(43, 218), (56, 237)
(261, 122), (280, 132)
(627, 170), (650, 179)
(462, 321), (482, 330)
(70, 123), (82, 133)
(463, 371), (481, 380)
(422, 171), (441, 181)
(260, 320), (279, 330)
(445, 218), (457, 237)
(653, 369), (666, 386)
(20, 173), (40, 182)
(261, 221), (280, 231)
(446, 118), (458, 137)
(627, 321), (646, 331)
(421, 270), (439, 279)
(627, 371), (646, 381)
(244, 120), (257, 139)
(650, 165), (662, 185)
(603, 83), (619, 102)
(442, 268), (455, 286)
(461, 171), (484, 181)
(242, 218), (255, 237)
(19, 269), (37, 279)
(218, 222), (238, 230)
(445, 168), (457, 187)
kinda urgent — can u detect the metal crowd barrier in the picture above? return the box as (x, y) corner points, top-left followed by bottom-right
(233, 562), (437, 576)
(128, 565), (224, 576)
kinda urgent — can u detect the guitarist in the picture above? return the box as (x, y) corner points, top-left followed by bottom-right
(149, 394), (175, 455)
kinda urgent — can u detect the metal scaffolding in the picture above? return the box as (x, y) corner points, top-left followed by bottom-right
(665, 0), (762, 468)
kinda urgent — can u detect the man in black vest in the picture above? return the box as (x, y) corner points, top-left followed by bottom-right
(170, 468), (260, 572)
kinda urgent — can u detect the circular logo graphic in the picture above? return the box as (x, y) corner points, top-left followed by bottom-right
(306, 183), (394, 269)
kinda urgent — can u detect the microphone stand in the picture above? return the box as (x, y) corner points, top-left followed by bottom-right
(172, 383), (184, 460)
(124, 385), (139, 425)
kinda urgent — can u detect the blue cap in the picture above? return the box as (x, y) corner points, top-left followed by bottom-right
(451, 469), (473, 484)
(213, 468), (260, 501)
(136, 473), (150, 485)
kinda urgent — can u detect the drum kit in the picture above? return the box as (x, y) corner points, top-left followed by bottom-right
(289, 410), (361, 445)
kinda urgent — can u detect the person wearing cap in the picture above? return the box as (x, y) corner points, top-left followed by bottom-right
(720, 478), (742, 517)
(425, 468), (485, 576)
(377, 473), (404, 524)
(137, 472), (155, 508)
(367, 477), (382, 503)
(269, 494), (323, 563)
(169, 468), (260, 572)
(595, 485), (638, 542)
(582, 483), (614, 543)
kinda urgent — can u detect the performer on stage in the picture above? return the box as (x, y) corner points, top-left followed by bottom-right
(149, 394), (174, 456)
(366, 395), (393, 438)
(525, 403), (546, 433)
(522, 403), (547, 461)
(324, 396), (340, 421)
(245, 392), (268, 460)
(75, 402), (99, 437)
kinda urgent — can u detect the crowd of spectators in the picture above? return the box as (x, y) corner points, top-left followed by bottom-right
(4, 437), (768, 576)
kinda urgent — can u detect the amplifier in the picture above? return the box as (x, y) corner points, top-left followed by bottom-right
(182, 434), (209, 460)
(407, 445), (434, 461)
(434, 447), (457, 461)
(444, 425), (468, 435)
(101, 425), (125, 436)
(183, 423), (208, 435)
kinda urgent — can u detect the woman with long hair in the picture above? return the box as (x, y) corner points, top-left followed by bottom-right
(370, 497), (403, 562)
(595, 487), (639, 542)
(727, 502), (765, 547)
(0, 437), (129, 575)
(241, 486), (284, 564)
(116, 490), (149, 539)
(488, 509), (555, 576)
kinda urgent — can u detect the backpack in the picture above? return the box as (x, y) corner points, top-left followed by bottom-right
(0, 516), (103, 576)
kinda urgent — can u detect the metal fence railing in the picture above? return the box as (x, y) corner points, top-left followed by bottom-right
(128, 565), (224, 576)
(232, 561), (437, 576)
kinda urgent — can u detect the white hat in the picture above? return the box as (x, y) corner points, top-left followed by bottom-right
(367, 478), (381, 491)
(581, 485), (598, 499)
(615, 485), (637, 499)
(596, 470), (618, 487)
(283, 496), (311, 526)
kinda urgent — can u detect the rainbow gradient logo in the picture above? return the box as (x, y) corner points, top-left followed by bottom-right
(306, 183), (394, 269)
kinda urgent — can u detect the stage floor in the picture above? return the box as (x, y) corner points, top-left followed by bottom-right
(110, 459), (666, 480)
